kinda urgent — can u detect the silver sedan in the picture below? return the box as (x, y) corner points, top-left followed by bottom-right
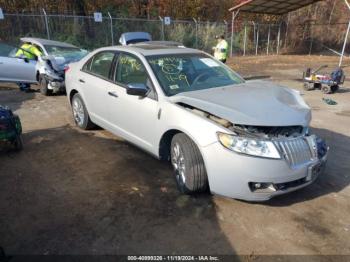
(65, 43), (328, 201)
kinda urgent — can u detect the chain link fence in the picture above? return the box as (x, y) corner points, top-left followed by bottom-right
(231, 21), (350, 57)
(0, 12), (226, 53)
(0, 12), (349, 58)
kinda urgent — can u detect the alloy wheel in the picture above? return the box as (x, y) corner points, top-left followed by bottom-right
(171, 142), (186, 185)
(72, 98), (85, 126)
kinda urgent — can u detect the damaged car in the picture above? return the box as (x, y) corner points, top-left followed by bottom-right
(31, 38), (88, 95)
(65, 43), (328, 201)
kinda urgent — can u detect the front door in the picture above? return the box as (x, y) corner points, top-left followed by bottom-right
(106, 53), (160, 154)
(0, 42), (36, 83)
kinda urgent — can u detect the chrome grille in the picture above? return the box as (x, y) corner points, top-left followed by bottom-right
(276, 137), (314, 166)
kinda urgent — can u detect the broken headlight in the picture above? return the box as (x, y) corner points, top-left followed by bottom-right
(217, 132), (281, 159)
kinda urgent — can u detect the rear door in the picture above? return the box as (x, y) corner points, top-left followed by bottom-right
(0, 42), (37, 83)
(78, 50), (117, 126)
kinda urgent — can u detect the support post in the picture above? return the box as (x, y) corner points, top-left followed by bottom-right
(284, 13), (290, 48)
(159, 16), (164, 40)
(255, 23), (259, 55)
(230, 10), (239, 58)
(224, 20), (228, 39)
(193, 18), (198, 48)
(243, 24), (247, 56)
(277, 23), (281, 55)
(309, 24), (314, 55)
(339, 0), (350, 66)
(42, 8), (50, 40)
(230, 11), (235, 58)
(339, 20), (350, 66)
(267, 24), (270, 55)
(328, 0), (336, 24)
(108, 12), (114, 45)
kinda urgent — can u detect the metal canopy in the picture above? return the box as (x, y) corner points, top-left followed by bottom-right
(229, 0), (322, 15)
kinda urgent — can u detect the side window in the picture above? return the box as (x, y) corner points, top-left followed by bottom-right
(115, 53), (147, 85)
(85, 51), (115, 79)
(82, 57), (93, 71)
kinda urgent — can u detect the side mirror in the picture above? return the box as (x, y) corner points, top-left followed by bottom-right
(126, 83), (149, 97)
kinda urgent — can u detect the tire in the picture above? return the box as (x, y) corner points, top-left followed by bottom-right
(321, 85), (331, 94)
(303, 82), (314, 91)
(12, 135), (23, 151)
(170, 133), (208, 194)
(71, 93), (95, 130)
(331, 85), (339, 93)
(39, 75), (52, 96)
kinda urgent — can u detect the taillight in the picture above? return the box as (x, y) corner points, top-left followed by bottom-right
(64, 66), (70, 73)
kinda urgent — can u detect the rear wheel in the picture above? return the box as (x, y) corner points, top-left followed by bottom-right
(330, 85), (339, 93)
(171, 133), (208, 194)
(71, 93), (95, 130)
(39, 75), (52, 96)
(303, 82), (314, 91)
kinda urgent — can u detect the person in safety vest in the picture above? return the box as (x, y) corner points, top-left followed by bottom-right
(15, 42), (42, 92)
(15, 42), (42, 60)
(212, 35), (228, 63)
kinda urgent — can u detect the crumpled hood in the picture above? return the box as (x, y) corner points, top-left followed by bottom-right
(169, 80), (311, 126)
(45, 53), (87, 72)
(47, 56), (79, 71)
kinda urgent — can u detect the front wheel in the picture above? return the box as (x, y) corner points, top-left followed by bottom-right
(71, 93), (95, 130)
(171, 133), (208, 194)
(12, 135), (23, 151)
(39, 75), (52, 96)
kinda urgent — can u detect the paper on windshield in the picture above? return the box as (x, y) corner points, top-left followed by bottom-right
(200, 58), (220, 67)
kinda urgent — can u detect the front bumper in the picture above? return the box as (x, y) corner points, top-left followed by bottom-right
(201, 140), (328, 202)
(43, 71), (65, 92)
(48, 80), (65, 92)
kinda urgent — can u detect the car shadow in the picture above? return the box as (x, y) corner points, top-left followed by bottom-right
(266, 127), (350, 206)
(0, 126), (235, 255)
(335, 87), (350, 93)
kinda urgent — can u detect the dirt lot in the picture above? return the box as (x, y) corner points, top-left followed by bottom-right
(0, 55), (349, 256)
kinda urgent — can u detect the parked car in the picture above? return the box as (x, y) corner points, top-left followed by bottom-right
(119, 32), (152, 45)
(65, 44), (328, 201)
(0, 38), (88, 95)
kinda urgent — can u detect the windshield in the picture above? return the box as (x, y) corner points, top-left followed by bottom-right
(146, 53), (244, 96)
(44, 45), (88, 60)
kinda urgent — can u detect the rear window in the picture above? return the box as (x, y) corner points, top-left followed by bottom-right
(83, 51), (115, 79)
(126, 39), (150, 45)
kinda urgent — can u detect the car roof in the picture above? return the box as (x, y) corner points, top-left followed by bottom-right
(131, 41), (184, 47)
(98, 44), (203, 56)
(20, 37), (78, 48)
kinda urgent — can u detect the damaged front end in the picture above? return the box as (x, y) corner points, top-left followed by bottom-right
(42, 58), (65, 93)
(179, 102), (328, 196)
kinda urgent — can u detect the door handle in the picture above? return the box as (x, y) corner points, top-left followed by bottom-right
(79, 79), (85, 83)
(108, 91), (118, 98)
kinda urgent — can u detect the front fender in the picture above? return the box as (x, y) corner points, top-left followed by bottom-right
(158, 102), (230, 148)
